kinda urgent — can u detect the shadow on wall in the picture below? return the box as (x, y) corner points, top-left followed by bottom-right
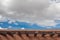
(0, 30), (60, 40)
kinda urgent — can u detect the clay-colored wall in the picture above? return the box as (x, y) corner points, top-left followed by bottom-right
(0, 30), (60, 40)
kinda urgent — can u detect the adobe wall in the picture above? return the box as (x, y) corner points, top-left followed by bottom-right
(0, 30), (60, 40)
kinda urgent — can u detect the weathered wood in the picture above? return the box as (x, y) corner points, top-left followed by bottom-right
(21, 34), (30, 40)
(53, 34), (60, 40)
(37, 34), (45, 40)
(6, 34), (14, 40)
(13, 34), (22, 40)
(0, 30), (59, 40)
(0, 35), (8, 40)
(29, 34), (38, 40)
(44, 34), (53, 40)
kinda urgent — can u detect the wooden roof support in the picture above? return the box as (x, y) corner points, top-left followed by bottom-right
(6, 34), (15, 40)
(53, 34), (60, 40)
(0, 35), (8, 40)
(13, 32), (22, 40)
(44, 34), (53, 40)
(37, 34), (45, 40)
(0, 30), (60, 40)
(21, 34), (30, 40)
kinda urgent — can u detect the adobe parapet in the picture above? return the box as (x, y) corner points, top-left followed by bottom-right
(0, 30), (60, 40)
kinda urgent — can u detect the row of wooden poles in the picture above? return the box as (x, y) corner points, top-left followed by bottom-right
(0, 32), (60, 40)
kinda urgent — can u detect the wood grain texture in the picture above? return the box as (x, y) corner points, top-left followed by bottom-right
(0, 30), (59, 40)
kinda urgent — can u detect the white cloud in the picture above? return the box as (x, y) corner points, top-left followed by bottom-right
(35, 20), (56, 26)
(0, 0), (60, 27)
(21, 27), (25, 30)
(8, 19), (16, 24)
(6, 11), (16, 15)
(1, 0), (12, 7)
(0, 15), (8, 22)
(46, 2), (60, 20)
(0, 15), (2, 19)
(0, 27), (7, 30)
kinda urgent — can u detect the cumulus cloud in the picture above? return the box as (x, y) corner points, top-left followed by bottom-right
(0, 0), (60, 26)
(35, 20), (56, 26)
(44, 2), (60, 20)
(0, 15), (8, 22)
(0, 27), (7, 30)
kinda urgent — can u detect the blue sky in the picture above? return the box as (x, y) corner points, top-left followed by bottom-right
(0, 20), (60, 30)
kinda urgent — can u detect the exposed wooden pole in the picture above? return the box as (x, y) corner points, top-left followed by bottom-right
(21, 34), (30, 40)
(13, 32), (22, 40)
(37, 34), (45, 40)
(0, 35), (8, 40)
(6, 34), (15, 40)
(44, 34), (53, 40)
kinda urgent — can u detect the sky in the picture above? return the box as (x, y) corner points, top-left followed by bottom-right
(0, 0), (60, 30)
